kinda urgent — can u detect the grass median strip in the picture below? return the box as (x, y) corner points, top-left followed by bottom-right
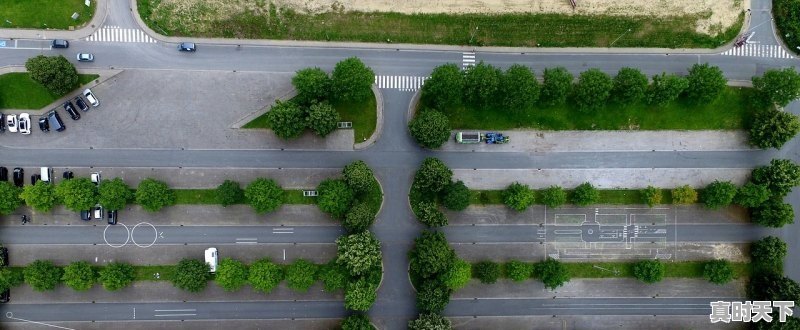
(0, 73), (99, 110)
(0, 0), (94, 29)
(470, 188), (678, 206)
(563, 261), (750, 279)
(173, 189), (316, 205)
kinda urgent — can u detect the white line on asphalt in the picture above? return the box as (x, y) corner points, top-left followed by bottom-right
(133, 307), (135, 320)
(154, 309), (196, 312)
(236, 241), (257, 244)
(283, 249), (286, 260)
(154, 314), (198, 317)
(236, 238), (257, 240)
(5, 313), (76, 329)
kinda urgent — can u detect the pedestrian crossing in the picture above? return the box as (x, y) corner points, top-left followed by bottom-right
(462, 52), (476, 68)
(85, 25), (156, 43)
(720, 44), (793, 59)
(374, 75), (429, 91)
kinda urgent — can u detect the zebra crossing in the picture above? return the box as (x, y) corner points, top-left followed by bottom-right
(85, 25), (156, 43)
(720, 44), (793, 59)
(462, 52), (476, 68)
(374, 75), (428, 91)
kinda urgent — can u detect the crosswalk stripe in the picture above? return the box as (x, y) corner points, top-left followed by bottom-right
(374, 75), (429, 91)
(86, 26), (156, 43)
(720, 44), (793, 59)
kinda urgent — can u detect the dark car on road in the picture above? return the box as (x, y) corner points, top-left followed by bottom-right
(38, 116), (49, 132)
(12, 168), (23, 187)
(74, 96), (90, 112)
(80, 210), (91, 221)
(108, 210), (118, 225)
(178, 42), (196, 52)
(0, 167), (7, 181)
(47, 110), (65, 132)
(63, 101), (80, 120)
(51, 39), (69, 48)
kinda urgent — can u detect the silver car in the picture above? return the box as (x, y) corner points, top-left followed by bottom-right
(76, 53), (94, 62)
(83, 89), (99, 107)
(5, 114), (17, 133)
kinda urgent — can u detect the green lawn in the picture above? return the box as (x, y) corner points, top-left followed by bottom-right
(172, 189), (316, 205)
(442, 87), (757, 131)
(470, 188), (679, 206)
(0, 0), (95, 29)
(0, 73), (99, 110)
(138, 0), (742, 48)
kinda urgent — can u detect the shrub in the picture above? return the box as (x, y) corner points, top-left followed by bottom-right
(442, 180), (470, 211)
(752, 67), (800, 107)
(612, 67), (648, 104)
(463, 61), (502, 106)
(571, 182), (599, 207)
(421, 63), (464, 109)
(702, 180), (738, 209)
(99, 262), (135, 291)
(331, 57), (375, 102)
(414, 201), (448, 227)
(98, 178), (133, 210)
(535, 258), (570, 290)
(306, 102), (340, 137)
(285, 259), (318, 292)
(215, 258), (248, 292)
(751, 236), (788, 270)
(503, 182), (535, 212)
(172, 259), (210, 292)
(409, 109), (451, 149)
(671, 185), (698, 204)
(345, 278), (378, 311)
(21, 181), (59, 212)
(344, 202), (376, 233)
(647, 73), (688, 106)
(135, 178), (175, 212)
(215, 180), (244, 207)
(341, 314), (373, 330)
(409, 231), (456, 279)
(541, 185), (567, 208)
(633, 260), (665, 284)
(734, 182), (770, 208)
(317, 179), (355, 219)
(413, 158), (453, 194)
(25, 55), (79, 95)
(573, 68), (613, 112)
(500, 64), (539, 110)
(409, 314), (452, 330)
(318, 261), (349, 292)
(642, 186), (662, 207)
(685, 63), (726, 104)
(751, 199), (794, 228)
(62, 261), (95, 291)
(248, 259), (283, 293)
(0, 268), (23, 293)
(752, 159), (800, 197)
(473, 261), (501, 284)
(416, 280), (451, 314)
(292, 67), (331, 105)
(540, 67), (573, 106)
(505, 260), (533, 282)
(442, 258), (472, 290)
(0, 182), (22, 215)
(703, 259), (734, 285)
(336, 231), (382, 276)
(750, 109), (800, 149)
(267, 100), (306, 139)
(244, 178), (284, 214)
(342, 160), (376, 193)
(24, 260), (62, 292)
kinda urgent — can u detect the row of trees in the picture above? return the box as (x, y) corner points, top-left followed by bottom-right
(0, 177), (174, 215)
(408, 157), (466, 227)
(630, 259), (735, 285)
(746, 235), (800, 325)
(267, 57), (375, 140)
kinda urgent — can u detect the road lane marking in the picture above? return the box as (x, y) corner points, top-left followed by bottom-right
(5, 312), (76, 330)
(154, 309), (196, 312)
(272, 228), (294, 234)
(154, 313), (197, 317)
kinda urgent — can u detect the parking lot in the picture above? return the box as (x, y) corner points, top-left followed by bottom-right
(0, 70), (353, 150)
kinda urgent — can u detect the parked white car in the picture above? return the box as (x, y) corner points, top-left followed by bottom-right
(83, 89), (99, 107)
(205, 247), (218, 273)
(91, 172), (101, 186)
(5, 114), (17, 133)
(18, 113), (30, 135)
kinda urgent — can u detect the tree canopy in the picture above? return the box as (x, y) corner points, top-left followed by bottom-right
(441, 180), (470, 211)
(21, 181), (59, 212)
(317, 178), (355, 219)
(409, 109), (451, 149)
(98, 262), (135, 291)
(344, 202), (377, 233)
(541, 185), (567, 208)
(416, 279), (451, 314)
(734, 182), (771, 208)
(671, 185), (698, 204)
(98, 178), (133, 210)
(474, 261), (501, 284)
(345, 278), (378, 311)
(25, 55), (79, 95)
(500, 64), (539, 110)
(413, 158), (453, 194)
(647, 73), (688, 106)
(135, 178), (175, 212)
(409, 230), (456, 279)
(463, 61), (502, 106)
(56, 177), (98, 212)
(292, 67), (331, 105)
(24, 260), (63, 291)
(172, 259), (210, 292)
(573, 68), (613, 112)
(336, 231), (383, 276)
(409, 313), (452, 330)
(612, 67), (648, 104)
(753, 67), (800, 107)
(503, 182), (535, 212)
(62, 261), (95, 291)
(751, 236), (788, 270)
(342, 160), (376, 193)
(633, 260), (665, 284)
(540, 67), (573, 106)
(749, 109), (800, 149)
(442, 258), (472, 290)
(752, 159), (800, 197)
(642, 186), (663, 207)
(536, 258), (570, 290)
(285, 259), (318, 292)
(215, 180), (244, 207)
(215, 257), (248, 292)
(685, 63), (727, 103)
(0, 182), (22, 215)
(571, 182), (599, 206)
(244, 178), (284, 214)
(421, 63), (464, 109)
(702, 180), (738, 209)
(751, 199), (795, 228)
(414, 201), (448, 227)
(248, 258), (283, 293)
(267, 100), (306, 140)
(306, 102), (340, 137)
(331, 57), (375, 103)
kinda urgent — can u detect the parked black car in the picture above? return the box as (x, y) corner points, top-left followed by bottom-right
(51, 39), (69, 48)
(63, 101), (80, 120)
(47, 110), (65, 132)
(80, 210), (91, 221)
(108, 210), (118, 225)
(0, 246), (7, 266)
(0, 113), (4, 132)
(12, 168), (23, 187)
(38, 116), (49, 132)
(74, 96), (90, 112)
(0, 167), (7, 181)
(63, 171), (73, 179)
(30, 174), (40, 185)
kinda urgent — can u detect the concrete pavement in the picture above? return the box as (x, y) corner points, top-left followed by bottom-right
(449, 315), (743, 330)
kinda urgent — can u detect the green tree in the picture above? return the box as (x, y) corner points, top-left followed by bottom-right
(345, 278), (378, 311)
(503, 182), (535, 212)
(421, 63), (464, 109)
(248, 258), (283, 294)
(685, 63), (727, 103)
(748, 272), (800, 304)
(633, 260), (665, 284)
(267, 100), (306, 140)
(172, 259), (210, 292)
(752, 159), (800, 197)
(24, 260), (62, 292)
(753, 316), (800, 330)
(753, 67), (800, 107)
(409, 230), (456, 279)
(0, 268), (23, 293)
(0, 181), (22, 215)
(414, 201), (448, 227)
(343, 202), (376, 233)
(750, 109), (800, 149)
(463, 61), (502, 106)
(306, 102), (340, 137)
(135, 178), (175, 212)
(331, 57), (375, 102)
(540, 67), (573, 106)
(702, 180), (738, 209)
(536, 258), (570, 290)
(642, 186), (663, 207)
(24, 55), (79, 95)
(500, 64), (539, 110)
(342, 160), (376, 193)
(98, 178), (133, 210)
(318, 261), (349, 292)
(62, 261), (95, 291)
(336, 231), (382, 276)
(285, 259), (318, 292)
(751, 236), (788, 270)
(751, 199), (794, 228)
(647, 73), (688, 106)
(341, 314), (373, 330)
(703, 259), (734, 285)
(416, 280), (451, 314)
(442, 180), (470, 211)
(573, 68), (613, 112)
(244, 178), (284, 214)
(408, 109), (451, 149)
(292, 67), (331, 105)
(215, 257), (248, 292)
(56, 177), (97, 212)
(317, 178), (355, 219)
(571, 182), (600, 206)
(215, 180), (244, 207)
(734, 182), (770, 208)
(473, 261), (500, 284)
(20, 181), (58, 212)
(672, 185), (698, 204)
(442, 258), (472, 290)
(413, 158), (453, 194)
(98, 262), (135, 291)
(505, 260), (533, 282)
(541, 185), (567, 208)
(612, 67), (648, 104)
(409, 313), (452, 330)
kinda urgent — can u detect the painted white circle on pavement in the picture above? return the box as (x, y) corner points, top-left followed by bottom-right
(131, 222), (158, 248)
(103, 223), (130, 248)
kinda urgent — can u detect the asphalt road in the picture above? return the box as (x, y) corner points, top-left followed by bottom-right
(445, 297), (734, 317)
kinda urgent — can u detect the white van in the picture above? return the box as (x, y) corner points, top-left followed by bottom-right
(204, 247), (218, 273)
(40, 167), (52, 183)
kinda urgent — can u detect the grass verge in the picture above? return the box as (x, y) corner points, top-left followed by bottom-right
(0, 0), (94, 29)
(0, 73), (99, 110)
(563, 261), (750, 279)
(137, 0), (743, 48)
(470, 188), (679, 206)
(442, 87), (756, 131)
(173, 189), (317, 205)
